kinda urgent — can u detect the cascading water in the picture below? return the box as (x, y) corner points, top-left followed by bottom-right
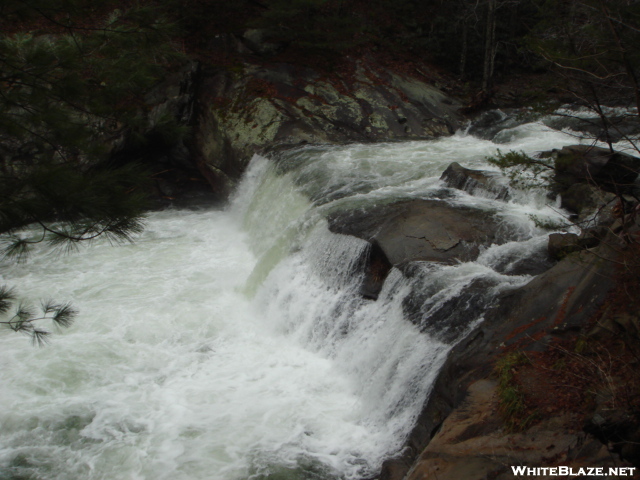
(0, 114), (606, 480)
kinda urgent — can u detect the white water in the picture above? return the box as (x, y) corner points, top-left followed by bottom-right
(0, 116), (603, 480)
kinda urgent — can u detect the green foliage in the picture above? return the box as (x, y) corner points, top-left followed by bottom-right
(0, 286), (78, 346)
(0, 161), (150, 260)
(0, 1), (179, 244)
(495, 351), (536, 431)
(486, 149), (555, 190)
(0, 1), (182, 343)
(0, 1), (183, 166)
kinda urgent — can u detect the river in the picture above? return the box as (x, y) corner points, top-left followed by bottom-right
(0, 114), (602, 480)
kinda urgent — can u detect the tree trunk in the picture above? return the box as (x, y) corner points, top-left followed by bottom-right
(482, 0), (496, 91)
(459, 17), (468, 80)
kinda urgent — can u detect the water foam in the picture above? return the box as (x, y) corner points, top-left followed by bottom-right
(1, 117), (588, 480)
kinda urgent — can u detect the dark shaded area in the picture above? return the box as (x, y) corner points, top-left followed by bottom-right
(359, 241), (393, 300)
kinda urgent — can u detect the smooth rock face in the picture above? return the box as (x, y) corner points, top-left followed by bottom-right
(328, 199), (504, 266)
(194, 59), (462, 193)
(327, 198), (527, 302)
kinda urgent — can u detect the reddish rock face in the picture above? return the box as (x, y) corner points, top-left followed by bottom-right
(194, 58), (462, 194)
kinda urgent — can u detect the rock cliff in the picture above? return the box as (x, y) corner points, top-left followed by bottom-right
(192, 55), (461, 196)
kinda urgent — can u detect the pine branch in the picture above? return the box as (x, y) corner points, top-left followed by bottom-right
(0, 292), (77, 345)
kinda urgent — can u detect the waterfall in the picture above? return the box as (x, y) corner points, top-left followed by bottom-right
(0, 114), (596, 480)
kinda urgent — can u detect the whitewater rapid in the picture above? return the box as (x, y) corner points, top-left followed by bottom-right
(0, 115), (604, 480)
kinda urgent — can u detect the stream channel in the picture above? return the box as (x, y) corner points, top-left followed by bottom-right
(0, 112), (612, 480)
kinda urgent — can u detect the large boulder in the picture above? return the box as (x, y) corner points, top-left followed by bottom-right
(327, 199), (515, 300)
(328, 199), (506, 266)
(465, 108), (534, 141)
(553, 145), (640, 195)
(548, 232), (581, 260)
(548, 232), (602, 260)
(404, 379), (624, 480)
(558, 182), (616, 216)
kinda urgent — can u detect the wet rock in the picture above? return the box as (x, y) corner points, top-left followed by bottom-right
(440, 162), (509, 200)
(328, 199), (519, 304)
(386, 235), (622, 480)
(490, 246), (556, 277)
(327, 199), (507, 266)
(465, 108), (535, 141)
(359, 241), (393, 300)
(401, 273), (497, 343)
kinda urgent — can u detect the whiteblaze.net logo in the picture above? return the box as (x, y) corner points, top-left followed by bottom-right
(511, 466), (637, 476)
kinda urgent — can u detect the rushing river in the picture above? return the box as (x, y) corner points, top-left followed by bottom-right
(0, 114), (606, 480)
